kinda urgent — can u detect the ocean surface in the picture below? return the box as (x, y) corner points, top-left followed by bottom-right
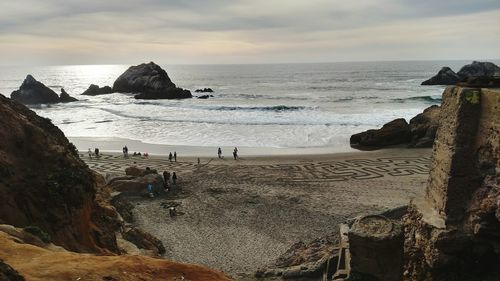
(0, 60), (491, 152)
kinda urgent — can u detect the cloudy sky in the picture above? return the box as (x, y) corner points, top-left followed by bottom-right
(1, 0), (499, 65)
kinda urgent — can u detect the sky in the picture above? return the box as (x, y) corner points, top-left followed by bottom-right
(0, 0), (499, 65)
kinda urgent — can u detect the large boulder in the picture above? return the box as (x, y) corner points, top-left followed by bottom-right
(59, 88), (78, 103)
(421, 67), (460, 85)
(350, 118), (411, 148)
(11, 75), (61, 104)
(113, 62), (192, 99)
(0, 94), (119, 253)
(408, 105), (441, 148)
(457, 61), (500, 78)
(113, 62), (176, 93)
(81, 84), (113, 96)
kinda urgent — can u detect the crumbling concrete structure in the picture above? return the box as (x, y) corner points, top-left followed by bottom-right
(404, 86), (499, 281)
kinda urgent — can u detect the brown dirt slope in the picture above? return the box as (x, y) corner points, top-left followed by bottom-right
(0, 231), (231, 281)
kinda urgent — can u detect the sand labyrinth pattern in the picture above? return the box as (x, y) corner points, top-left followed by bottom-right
(82, 154), (431, 184)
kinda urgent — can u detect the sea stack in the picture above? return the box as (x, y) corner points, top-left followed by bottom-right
(81, 84), (113, 96)
(112, 62), (192, 99)
(11, 75), (77, 104)
(422, 61), (500, 85)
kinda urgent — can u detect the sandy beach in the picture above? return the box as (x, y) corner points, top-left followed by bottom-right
(81, 144), (432, 279)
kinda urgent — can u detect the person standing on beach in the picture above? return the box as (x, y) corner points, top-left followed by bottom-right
(172, 172), (177, 185)
(94, 148), (99, 157)
(233, 147), (238, 160)
(174, 151), (177, 162)
(88, 148), (92, 158)
(163, 171), (170, 189)
(218, 147), (222, 159)
(169, 152), (173, 162)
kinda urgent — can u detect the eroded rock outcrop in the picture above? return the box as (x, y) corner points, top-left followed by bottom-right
(457, 61), (500, 78)
(404, 86), (500, 281)
(81, 84), (113, 96)
(422, 61), (500, 86)
(10, 75), (77, 104)
(350, 105), (441, 149)
(408, 105), (440, 147)
(59, 88), (78, 103)
(113, 62), (192, 99)
(195, 88), (214, 93)
(421, 67), (460, 86)
(350, 118), (411, 148)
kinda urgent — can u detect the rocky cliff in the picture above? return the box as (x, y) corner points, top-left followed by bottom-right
(0, 93), (118, 253)
(403, 86), (500, 281)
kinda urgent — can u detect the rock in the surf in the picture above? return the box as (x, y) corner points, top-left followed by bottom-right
(113, 62), (192, 99)
(195, 88), (214, 93)
(421, 67), (460, 85)
(422, 61), (500, 86)
(59, 88), (78, 103)
(10, 75), (73, 104)
(81, 84), (113, 96)
(350, 118), (411, 148)
(457, 61), (500, 78)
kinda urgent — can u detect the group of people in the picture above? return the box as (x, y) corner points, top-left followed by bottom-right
(217, 147), (239, 160)
(162, 170), (177, 191)
(88, 148), (100, 158)
(168, 152), (177, 162)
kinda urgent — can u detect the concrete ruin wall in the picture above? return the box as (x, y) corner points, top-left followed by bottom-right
(404, 86), (499, 281)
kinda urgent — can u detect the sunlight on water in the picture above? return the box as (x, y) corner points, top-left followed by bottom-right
(0, 61), (477, 151)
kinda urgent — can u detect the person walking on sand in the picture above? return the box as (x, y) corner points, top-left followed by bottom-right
(174, 151), (177, 162)
(172, 172), (177, 185)
(233, 147), (238, 160)
(218, 147), (222, 159)
(88, 148), (92, 158)
(169, 152), (173, 162)
(94, 148), (100, 157)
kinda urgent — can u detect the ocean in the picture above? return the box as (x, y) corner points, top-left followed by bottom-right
(0, 60), (488, 153)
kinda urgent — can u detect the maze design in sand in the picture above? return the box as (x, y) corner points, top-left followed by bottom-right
(82, 154), (431, 184)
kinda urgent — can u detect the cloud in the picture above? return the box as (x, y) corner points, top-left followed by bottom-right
(0, 0), (499, 65)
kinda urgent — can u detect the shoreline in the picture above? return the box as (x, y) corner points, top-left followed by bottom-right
(70, 136), (367, 157)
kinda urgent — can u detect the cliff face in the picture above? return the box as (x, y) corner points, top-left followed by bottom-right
(404, 87), (500, 281)
(0, 94), (119, 253)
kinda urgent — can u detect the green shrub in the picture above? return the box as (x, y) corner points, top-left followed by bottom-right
(24, 226), (51, 243)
